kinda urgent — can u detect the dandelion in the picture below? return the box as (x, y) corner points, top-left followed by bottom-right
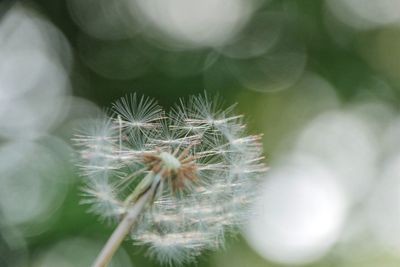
(73, 93), (267, 266)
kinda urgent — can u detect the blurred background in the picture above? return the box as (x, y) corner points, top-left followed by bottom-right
(1, 0), (400, 266)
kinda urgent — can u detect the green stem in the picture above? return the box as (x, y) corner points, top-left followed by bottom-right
(123, 172), (155, 207)
(92, 173), (160, 267)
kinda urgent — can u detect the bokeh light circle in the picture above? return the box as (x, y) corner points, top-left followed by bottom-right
(245, 159), (347, 265)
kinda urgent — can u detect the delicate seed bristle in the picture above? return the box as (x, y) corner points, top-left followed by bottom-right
(74, 93), (266, 265)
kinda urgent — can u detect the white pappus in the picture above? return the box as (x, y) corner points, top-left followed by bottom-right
(73, 93), (267, 265)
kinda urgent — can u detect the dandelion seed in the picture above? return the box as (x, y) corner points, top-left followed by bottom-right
(74, 93), (266, 266)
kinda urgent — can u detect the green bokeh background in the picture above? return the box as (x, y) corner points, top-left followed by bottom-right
(2, 0), (400, 266)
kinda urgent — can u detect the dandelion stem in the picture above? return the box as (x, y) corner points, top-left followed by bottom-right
(92, 173), (159, 267)
(123, 172), (155, 207)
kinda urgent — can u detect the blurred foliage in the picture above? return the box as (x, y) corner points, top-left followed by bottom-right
(2, 0), (400, 266)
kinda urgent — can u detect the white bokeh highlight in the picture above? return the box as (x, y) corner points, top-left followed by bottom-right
(0, 4), (71, 140)
(132, 0), (255, 49)
(243, 97), (399, 265)
(326, 0), (400, 30)
(295, 110), (378, 202)
(0, 137), (71, 233)
(245, 159), (347, 265)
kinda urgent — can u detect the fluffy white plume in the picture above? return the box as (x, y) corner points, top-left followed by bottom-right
(74, 93), (266, 265)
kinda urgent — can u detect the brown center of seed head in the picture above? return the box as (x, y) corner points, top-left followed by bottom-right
(142, 147), (198, 191)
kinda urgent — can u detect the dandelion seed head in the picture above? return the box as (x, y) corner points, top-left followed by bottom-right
(74, 93), (266, 265)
